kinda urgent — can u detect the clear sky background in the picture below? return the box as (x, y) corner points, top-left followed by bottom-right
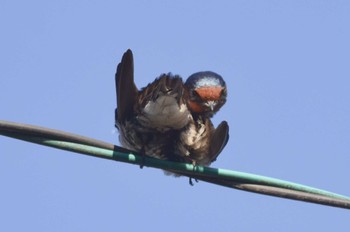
(1, 1), (349, 231)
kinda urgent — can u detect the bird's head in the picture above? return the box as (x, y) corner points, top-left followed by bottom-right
(185, 71), (227, 117)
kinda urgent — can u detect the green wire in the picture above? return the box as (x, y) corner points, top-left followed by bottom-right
(15, 135), (350, 201)
(1, 119), (350, 210)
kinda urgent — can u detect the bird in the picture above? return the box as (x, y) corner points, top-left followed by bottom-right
(115, 49), (229, 176)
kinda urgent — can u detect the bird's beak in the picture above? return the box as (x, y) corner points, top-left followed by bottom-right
(207, 101), (217, 111)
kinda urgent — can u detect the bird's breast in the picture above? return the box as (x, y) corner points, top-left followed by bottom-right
(138, 94), (191, 132)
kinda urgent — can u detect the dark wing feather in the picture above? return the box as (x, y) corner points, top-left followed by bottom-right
(209, 121), (229, 162)
(138, 74), (185, 107)
(115, 49), (138, 125)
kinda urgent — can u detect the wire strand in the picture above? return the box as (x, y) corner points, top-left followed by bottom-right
(1, 119), (349, 210)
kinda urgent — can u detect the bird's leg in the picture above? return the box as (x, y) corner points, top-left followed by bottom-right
(189, 160), (199, 186)
(139, 146), (146, 169)
(189, 177), (199, 186)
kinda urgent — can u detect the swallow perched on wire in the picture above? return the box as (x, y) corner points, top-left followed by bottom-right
(115, 49), (229, 175)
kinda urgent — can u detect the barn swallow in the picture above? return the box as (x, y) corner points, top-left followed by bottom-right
(115, 49), (229, 176)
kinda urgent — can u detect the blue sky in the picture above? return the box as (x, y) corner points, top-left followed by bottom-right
(1, 1), (349, 231)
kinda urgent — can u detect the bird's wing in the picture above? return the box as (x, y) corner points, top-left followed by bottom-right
(209, 120), (229, 162)
(115, 49), (138, 125)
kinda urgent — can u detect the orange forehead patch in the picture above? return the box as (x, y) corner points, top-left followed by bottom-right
(195, 86), (223, 100)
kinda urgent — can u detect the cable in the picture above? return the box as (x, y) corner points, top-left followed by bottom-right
(1, 119), (349, 210)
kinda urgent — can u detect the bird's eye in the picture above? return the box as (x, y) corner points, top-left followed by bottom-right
(192, 89), (202, 100)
